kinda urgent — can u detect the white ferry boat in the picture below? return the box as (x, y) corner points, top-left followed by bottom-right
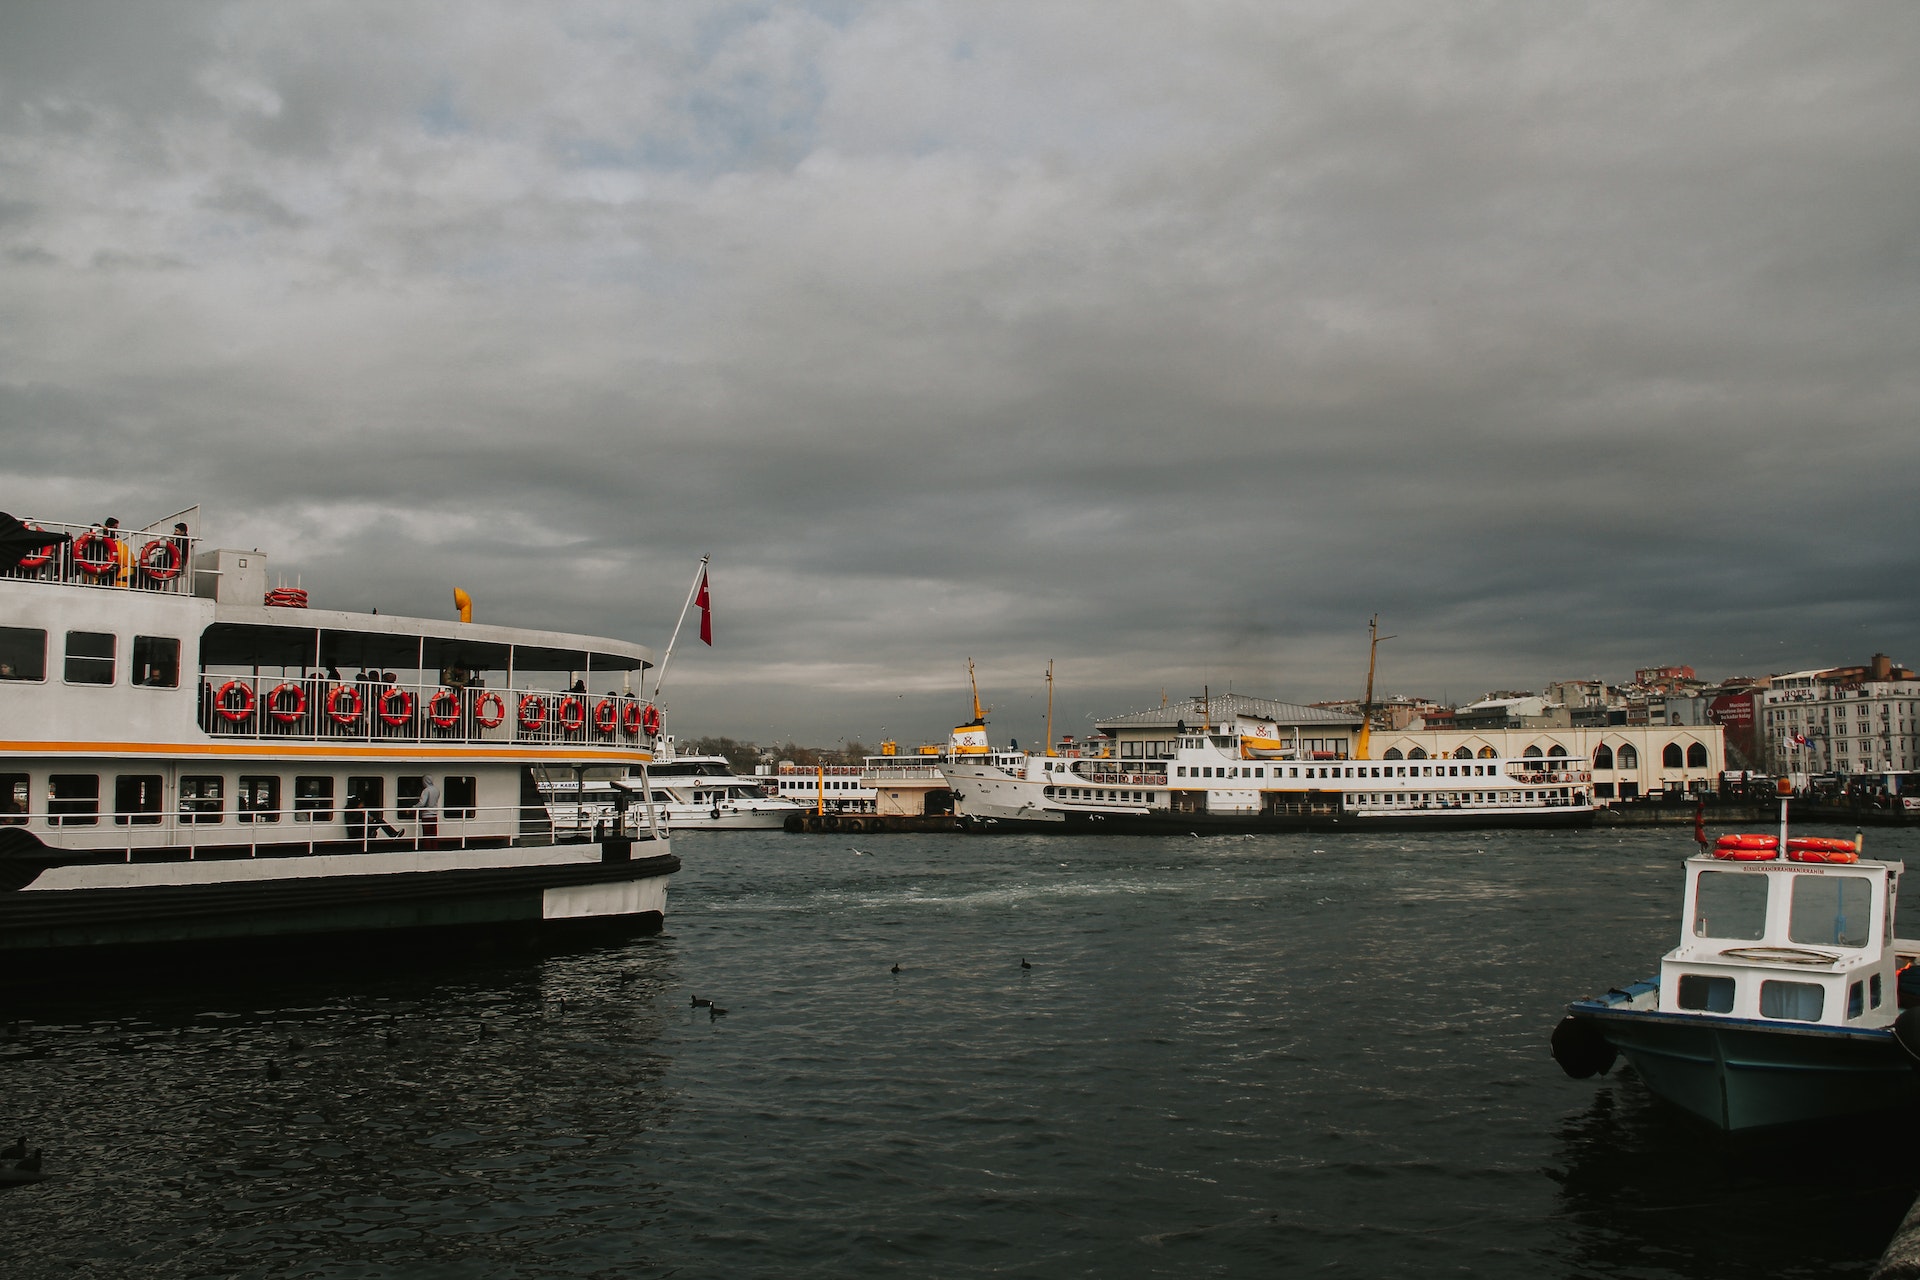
(1552, 789), (1920, 1130)
(546, 736), (803, 831)
(0, 509), (678, 968)
(941, 692), (1595, 833)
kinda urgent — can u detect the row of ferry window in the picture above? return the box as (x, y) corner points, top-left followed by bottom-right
(1675, 973), (1880, 1022)
(0, 626), (180, 686)
(1173, 763), (1510, 780)
(0, 773), (477, 826)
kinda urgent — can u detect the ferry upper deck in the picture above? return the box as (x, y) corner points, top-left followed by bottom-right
(1, 515), (660, 761)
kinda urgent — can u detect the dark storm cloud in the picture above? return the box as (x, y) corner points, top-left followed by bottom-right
(2, 2), (1916, 743)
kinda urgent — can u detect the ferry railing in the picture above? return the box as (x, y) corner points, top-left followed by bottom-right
(0, 519), (198, 596)
(197, 675), (657, 751)
(7, 797), (664, 862)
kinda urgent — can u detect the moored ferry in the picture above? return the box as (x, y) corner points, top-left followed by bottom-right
(0, 509), (678, 968)
(941, 708), (1596, 833)
(545, 736), (804, 831)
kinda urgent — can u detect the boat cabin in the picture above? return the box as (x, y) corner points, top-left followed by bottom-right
(1662, 854), (1904, 1027)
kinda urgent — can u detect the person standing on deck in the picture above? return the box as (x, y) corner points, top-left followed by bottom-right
(417, 775), (440, 839)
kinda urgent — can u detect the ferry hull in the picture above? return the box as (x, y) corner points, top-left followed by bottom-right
(956, 806), (1595, 835)
(0, 850), (678, 966)
(1574, 1004), (1920, 1131)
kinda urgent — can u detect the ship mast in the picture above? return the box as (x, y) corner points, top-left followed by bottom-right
(967, 657), (986, 726)
(1045, 660), (1055, 756)
(1356, 614), (1396, 762)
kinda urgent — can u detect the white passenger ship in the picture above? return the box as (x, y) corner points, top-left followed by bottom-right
(942, 692), (1595, 833)
(545, 736), (803, 831)
(0, 510), (678, 968)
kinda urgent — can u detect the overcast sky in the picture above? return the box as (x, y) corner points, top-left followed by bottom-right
(3, 2), (1916, 747)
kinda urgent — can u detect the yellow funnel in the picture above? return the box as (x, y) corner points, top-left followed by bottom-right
(454, 588), (472, 623)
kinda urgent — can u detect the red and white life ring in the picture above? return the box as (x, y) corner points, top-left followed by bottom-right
(427, 688), (461, 730)
(17, 524), (55, 570)
(557, 696), (586, 732)
(1786, 836), (1860, 864)
(73, 532), (119, 578)
(1714, 833), (1779, 861)
(518, 693), (548, 731)
(266, 682), (306, 724)
(474, 690), (505, 729)
(641, 703), (662, 737)
(377, 687), (414, 727)
(621, 701), (644, 737)
(327, 684), (363, 726)
(215, 680), (255, 723)
(138, 538), (181, 581)
(593, 698), (619, 736)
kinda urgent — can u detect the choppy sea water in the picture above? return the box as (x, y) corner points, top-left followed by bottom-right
(6, 826), (1920, 1278)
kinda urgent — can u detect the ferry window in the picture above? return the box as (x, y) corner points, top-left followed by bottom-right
(1676, 974), (1735, 1013)
(294, 776), (335, 822)
(1788, 874), (1871, 948)
(48, 774), (99, 826)
(0, 773), (26, 824)
(64, 630), (115, 685)
(1693, 871), (1768, 940)
(0, 626), (47, 681)
(398, 776), (424, 819)
(180, 776), (223, 823)
(131, 636), (180, 687)
(444, 776), (477, 819)
(113, 774), (163, 825)
(238, 775), (281, 823)
(1759, 980), (1824, 1022)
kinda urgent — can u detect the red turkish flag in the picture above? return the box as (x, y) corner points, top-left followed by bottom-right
(696, 571), (711, 645)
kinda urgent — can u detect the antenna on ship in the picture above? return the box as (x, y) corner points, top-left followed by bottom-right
(967, 658), (987, 726)
(1356, 614), (1396, 762)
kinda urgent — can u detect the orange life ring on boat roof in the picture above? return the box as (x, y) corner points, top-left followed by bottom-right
(266, 682), (306, 724)
(592, 698), (619, 735)
(138, 538), (181, 581)
(1713, 846), (1778, 861)
(215, 680), (255, 723)
(621, 701), (644, 736)
(377, 687), (414, 727)
(427, 688), (461, 729)
(474, 690), (505, 729)
(17, 524), (55, 570)
(1788, 847), (1860, 864)
(557, 696), (586, 732)
(518, 693), (548, 731)
(1715, 833), (1778, 851)
(72, 531), (119, 578)
(326, 684), (363, 725)
(641, 703), (662, 737)
(1787, 837), (1857, 854)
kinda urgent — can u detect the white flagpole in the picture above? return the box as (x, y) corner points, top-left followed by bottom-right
(651, 555), (710, 702)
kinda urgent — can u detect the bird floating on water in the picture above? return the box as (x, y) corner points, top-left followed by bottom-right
(1020, 958), (1032, 970)
(891, 963), (901, 974)
(691, 995), (713, 1009)
(848, 847), (867, 855)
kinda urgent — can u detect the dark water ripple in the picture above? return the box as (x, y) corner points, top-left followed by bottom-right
(5, 827), (1920, 1277)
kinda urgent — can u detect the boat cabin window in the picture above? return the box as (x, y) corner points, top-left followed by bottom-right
(64, 630), (115, 685)
(398, 776), (425, 819)
(1759, 980), (1824, 1022)
(48, 774), (99, 826)
(294, 776), (334, 822)
(1693, 871), (1768, 940)
(446, 776), (477, 819)
(1676, 974), (1735, 1012)
(113, 774), (163, 826)
(131, 636), (180, 688)
(1849, 981), (1865, 1018)
(238, 776), (281, 823)
(0, 626), (47, 681)
(1787, 874), (1871, 948)
(0, 773), (26, 825)
(180, 776), (223, 823)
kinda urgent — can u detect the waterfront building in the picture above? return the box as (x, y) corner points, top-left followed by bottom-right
(1758, 655), (1920, 778)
